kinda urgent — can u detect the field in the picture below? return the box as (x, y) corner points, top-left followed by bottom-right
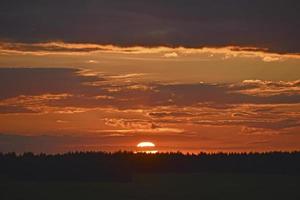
(1, 173), (299, 200)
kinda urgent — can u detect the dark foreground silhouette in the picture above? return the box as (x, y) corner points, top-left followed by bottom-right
(1, 152), (300, 200)
(1, 151), (299, 181)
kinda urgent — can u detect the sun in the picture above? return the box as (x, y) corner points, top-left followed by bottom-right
(137, 142), (156, 148)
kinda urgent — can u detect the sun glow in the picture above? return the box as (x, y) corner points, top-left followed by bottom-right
(137, 142), (156, 148)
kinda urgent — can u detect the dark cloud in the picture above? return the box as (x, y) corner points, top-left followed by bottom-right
(194, 119), (300, 131)
(1, 68), (300, 111)
(0, 105), (36, 114)
(150, 115), (300, 131)
(0, 68), (103, 100)
(152, 84), (300, 106)
(148, 111), (195, 118)
(0, 0), (299, 54)
(245, 119), (300, 130)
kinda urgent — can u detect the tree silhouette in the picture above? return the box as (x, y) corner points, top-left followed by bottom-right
(0, 151), (299, 181)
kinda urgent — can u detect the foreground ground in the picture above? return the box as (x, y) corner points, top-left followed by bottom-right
(1, 173), (299, 200)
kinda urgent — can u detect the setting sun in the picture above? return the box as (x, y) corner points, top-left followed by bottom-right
(137, 142), (156, 148)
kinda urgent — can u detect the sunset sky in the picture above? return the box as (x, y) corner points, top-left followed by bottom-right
(0, 0), (300, 153)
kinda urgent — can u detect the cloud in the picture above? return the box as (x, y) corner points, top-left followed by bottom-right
(1, 41), (299, 61)
(103, 118), (184, 134)
(1, 68), (300, 111)
(0, 105), (36, 114)
(0, 68), (103, 100)
(0, 0), (299, 54)
(262, 56), (282, 62)
(0, 68), (299, 135)
(163, 52), (178, 58)
(233, 80), (300, 96)
(86, 60), (99, 64)
(104, 118), (156, 130)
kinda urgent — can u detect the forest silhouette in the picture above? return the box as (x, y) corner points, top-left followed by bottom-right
(1, 151), (299, 181)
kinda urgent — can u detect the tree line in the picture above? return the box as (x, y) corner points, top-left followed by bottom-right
(0, 151), (299, 181)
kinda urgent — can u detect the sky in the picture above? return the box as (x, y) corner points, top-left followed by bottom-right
(0, 0), (300, 153)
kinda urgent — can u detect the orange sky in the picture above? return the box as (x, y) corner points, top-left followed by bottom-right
(0, 42), (300, 153)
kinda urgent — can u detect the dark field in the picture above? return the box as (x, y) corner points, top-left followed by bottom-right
(1, 173), (299, 200)
(1, 152), (300, 199)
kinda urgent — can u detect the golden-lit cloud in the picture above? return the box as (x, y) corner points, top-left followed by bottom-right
(232, 80), (300, 96)
(163, 52), (179, 58)
(1, 42), (300, 84)
(1, 41), (300, 62)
